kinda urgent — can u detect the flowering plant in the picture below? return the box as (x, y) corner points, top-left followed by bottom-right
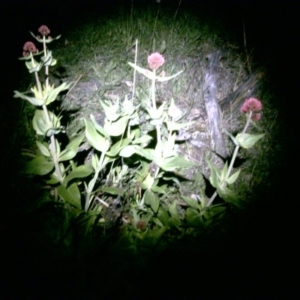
(206, 97), (264, 206)
(14, 26), (196, 246)
(14, 25), (265, 251)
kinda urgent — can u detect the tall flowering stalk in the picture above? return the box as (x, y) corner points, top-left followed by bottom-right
(207, 97), (264, 206)
(148, 52), (165, 109)
(36, 26), (63, 182)
(127, 49), (194, 205)
(148, 52), (165, 178)
(14, 26), (72, 188)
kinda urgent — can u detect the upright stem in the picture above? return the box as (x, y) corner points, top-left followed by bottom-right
(150, 70), (163, 180)
(43, 36), (49, 89)
(33, 40), (63, 183)
(151, 70), (156, 109)
(85, 150), (107, 211)
(207, 111), (253, 207)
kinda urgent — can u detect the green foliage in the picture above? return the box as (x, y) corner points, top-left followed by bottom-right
(15, 17), (265, 253)
(236, 133), (265, 149)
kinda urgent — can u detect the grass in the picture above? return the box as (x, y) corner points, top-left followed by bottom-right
(10, 2), (281, 297)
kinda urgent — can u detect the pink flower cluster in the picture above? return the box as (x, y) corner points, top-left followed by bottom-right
(36, 25), (52, 40)
(240, 97), (263, 121)
(148, 52), (165, 70)
(22, 25), (52, 56)
(23, 41), (39, 57)
(38, 25), (50, 36)
(136, 220), (147, 230)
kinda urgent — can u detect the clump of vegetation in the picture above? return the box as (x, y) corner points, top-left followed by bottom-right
(14, 3), (278, 286)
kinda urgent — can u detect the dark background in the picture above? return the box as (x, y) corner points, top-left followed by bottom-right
(1, 0), (298, 298)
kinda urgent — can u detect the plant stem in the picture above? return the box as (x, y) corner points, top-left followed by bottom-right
(85, 150), (107, 211)
(32, 39), (63, 184)
(151, 70), (163, 180)
(206, 111), (253, 206)
(151, 70), (156, 109)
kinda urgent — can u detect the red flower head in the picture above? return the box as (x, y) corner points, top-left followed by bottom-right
(136, 220), (147, 231)
(38, 25), (50, 36)
(22, 41), (38, 56)
(148, 52), (165, 70)
(240, 98), (263, 121)
(240, 97), (263, 113)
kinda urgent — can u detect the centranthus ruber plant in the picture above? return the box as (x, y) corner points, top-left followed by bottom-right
(14, 25), (90, 211)
(14, 24), (266, 251)
(14, 26), (75, 184)
(206, 97), (264, 207)
(14, 26), (197, 246)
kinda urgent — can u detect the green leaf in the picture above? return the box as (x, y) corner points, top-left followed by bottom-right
(131, 208), (139, 227)
(185, 207), (204, 227)
(162, 134), (176, 159)
(132, 135), (153, 145)
(206, 159), (220, 188)
(223, 128), (240, 146)
(143, 227), (167, 245)
(25, 60), (43, 73)
(236, 133), (265, 149)
(122, 96), (137, 116)
(14, 90), (44, 106)
(155, 70), (184, 82)
(141, 173), (155, 190)
(32, 109), (60, 136)
(41, 50), (55, 67)
(26, 155), (54, 175)
(66, 133), (85, 151)
(57, 183), (81, 209)
(46, 174), (60, 185)
(162, 175), (181, 187)
(158, 156), (196, 172)
(55, 139), (61, 157)
(36, 141), (51, 157)
(168, 201), (181, 225)
(151, 183), (167, 194)
(145, 102), (166, 120)
(45, 82), (72, 105)
(106, 138), (132, 157)
(100, 99), (120, 122)
(135, 148), (155, 161)
(84, 119), (110, 152)
(226, 169), (241, 185)
(217, 185), (239, 204)
(91, 153), (99, 171)
(144, 189), (160, 213)
(152, 217), (164, 228)
(104, 116), (129, 136)
(220, 162), (228, 182)
(157, 206), (169, 226)
(128, 62), (183, 82)
(64, 165), (93, 186)
(30, 31), (61, 43)
(134, 161), (149, 183)
(59, 134), (85, 161)
(167, 97), (181, 119)
(100, 186), (123, 196)
(119, 145), (155, 160)
(59, 149), (75, 162)
(181, 195), (201, 210)
(204, 205), (226, 220)
(90, 114), (110, 138)
(119, 145), (137, 157)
